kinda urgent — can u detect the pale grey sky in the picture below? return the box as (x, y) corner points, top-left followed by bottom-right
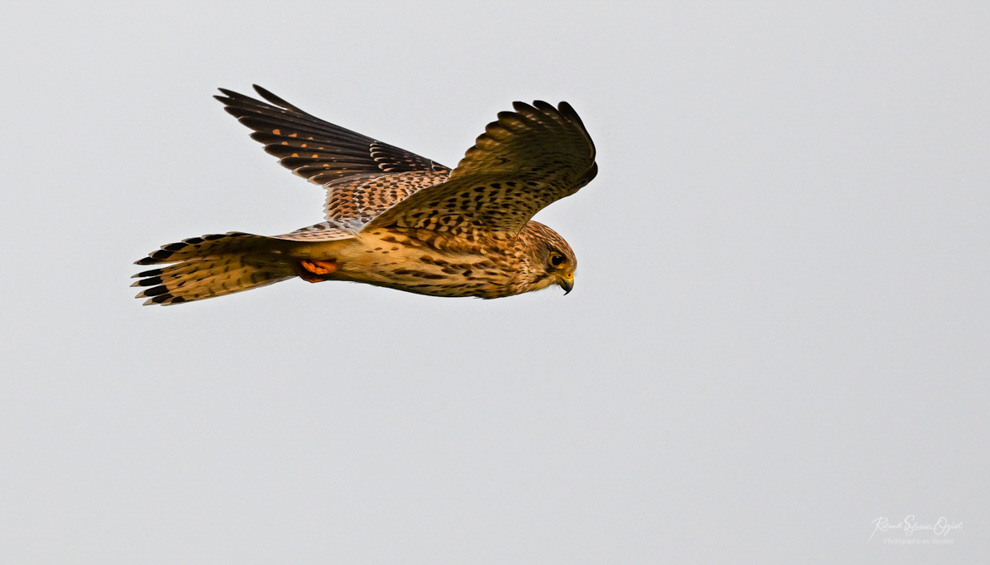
(2, 2), (988, 563)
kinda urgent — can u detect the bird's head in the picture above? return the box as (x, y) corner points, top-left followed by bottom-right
(519, 222), (577, 295)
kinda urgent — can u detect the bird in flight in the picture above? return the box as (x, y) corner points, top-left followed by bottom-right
(133, 85), (597, 305)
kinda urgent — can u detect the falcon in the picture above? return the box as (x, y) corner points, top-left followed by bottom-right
(133, 86), (597, 305)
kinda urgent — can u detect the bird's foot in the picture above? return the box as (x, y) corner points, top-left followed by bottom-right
(299, 260), (338, 283)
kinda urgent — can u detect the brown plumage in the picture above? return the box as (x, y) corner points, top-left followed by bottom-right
(133, 86), (596, 305)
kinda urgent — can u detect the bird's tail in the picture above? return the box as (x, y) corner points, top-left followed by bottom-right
(132, 232), (299, 305)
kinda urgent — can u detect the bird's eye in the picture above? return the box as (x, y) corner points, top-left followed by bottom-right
(549, 253), (565, 267)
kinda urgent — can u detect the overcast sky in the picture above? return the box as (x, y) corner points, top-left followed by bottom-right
(2, 2), (988, 563)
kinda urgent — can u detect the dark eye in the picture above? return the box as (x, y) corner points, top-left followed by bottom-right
(549, 253), (565, 267)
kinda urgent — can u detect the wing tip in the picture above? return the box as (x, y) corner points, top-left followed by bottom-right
(556, 101), (585, 127)
(252, 84), (297, 111)
(140, 293), (187, 306)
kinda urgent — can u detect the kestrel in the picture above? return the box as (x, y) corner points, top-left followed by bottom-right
(133, 86), (597, 305)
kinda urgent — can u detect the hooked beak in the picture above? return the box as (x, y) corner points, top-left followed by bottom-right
(559, 273), (574, 295)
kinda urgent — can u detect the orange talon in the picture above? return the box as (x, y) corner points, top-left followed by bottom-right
(299, 259), (338, 283)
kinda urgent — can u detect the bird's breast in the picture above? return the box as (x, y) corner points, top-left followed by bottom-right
(332, 229), (521, 298)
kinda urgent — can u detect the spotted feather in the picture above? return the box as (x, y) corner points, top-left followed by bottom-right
(367, 101), (597, 236)
(216, 86), (451, 226)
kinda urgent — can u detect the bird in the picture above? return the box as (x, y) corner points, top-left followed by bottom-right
(133, 85), (597, 305)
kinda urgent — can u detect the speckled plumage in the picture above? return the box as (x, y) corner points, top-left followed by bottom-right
(133, 85), (596, 305)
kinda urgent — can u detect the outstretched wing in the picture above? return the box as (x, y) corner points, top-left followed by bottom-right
(365, 101), (597, 237)
(216, 86), (450, 224)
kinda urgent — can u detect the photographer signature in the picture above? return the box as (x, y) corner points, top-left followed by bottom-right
(870, 515), (963, 541)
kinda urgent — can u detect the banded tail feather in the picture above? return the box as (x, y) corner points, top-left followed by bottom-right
(132, 232), (299, 305)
